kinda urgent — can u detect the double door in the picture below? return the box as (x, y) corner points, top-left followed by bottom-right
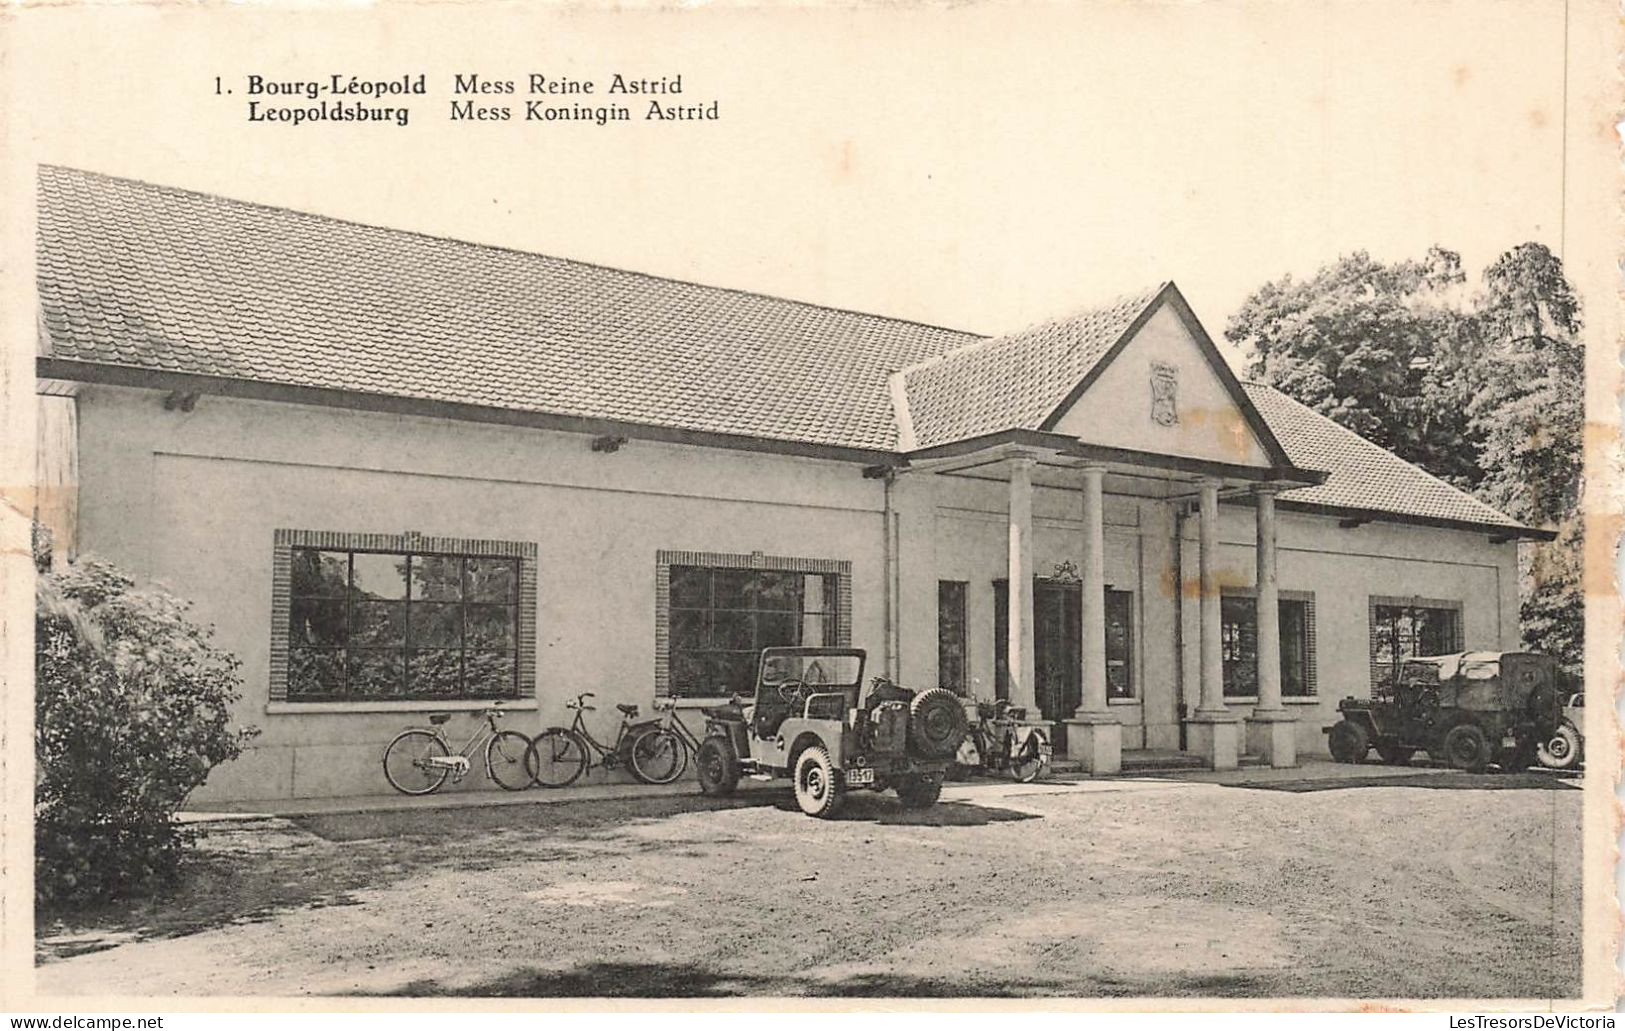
(994, 579), (1134, 728)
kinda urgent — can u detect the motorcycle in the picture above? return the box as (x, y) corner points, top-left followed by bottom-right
(956, 697), (1052, 783)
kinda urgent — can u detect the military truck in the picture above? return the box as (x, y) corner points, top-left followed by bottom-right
(1326, 651), (1562, 773)
(693, 646), (968, 817)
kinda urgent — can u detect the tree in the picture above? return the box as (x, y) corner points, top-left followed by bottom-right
(1230, 242), (1584, 673)
(1463, 244), (1584, 672)
(36, 558), (258, 906)
(1225, 247), (1482, 489)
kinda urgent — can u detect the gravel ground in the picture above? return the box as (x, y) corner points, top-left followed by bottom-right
(34, 771), (1582, 999)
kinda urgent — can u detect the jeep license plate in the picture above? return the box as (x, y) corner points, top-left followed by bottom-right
(846, 767), (875, 786)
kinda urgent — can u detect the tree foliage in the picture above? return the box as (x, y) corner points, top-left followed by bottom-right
(1227, 243), (1584, 671)
(36, 558), (258, 907)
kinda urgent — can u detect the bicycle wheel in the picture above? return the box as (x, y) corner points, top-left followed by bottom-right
(630, 728), (688, 785)
(531, 728), (588, 788)
(383, 729), (451, 795)
(486, 730), (536, 791)
(1009, 728), (1050, 783)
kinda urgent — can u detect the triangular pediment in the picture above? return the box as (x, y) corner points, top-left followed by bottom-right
(1044, 285), (1288, 469)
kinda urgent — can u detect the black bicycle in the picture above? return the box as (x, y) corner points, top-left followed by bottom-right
(529, 692), (687, 788)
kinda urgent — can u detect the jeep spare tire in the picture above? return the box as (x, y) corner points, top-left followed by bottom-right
(909, 688), (969, 759)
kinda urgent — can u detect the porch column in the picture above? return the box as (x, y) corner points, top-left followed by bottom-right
(1066, 464), (1120, 773)
(1186, 477), (1240, 769)
(1246, 485), (1297, 767)
(1005, 454), (1038, 715)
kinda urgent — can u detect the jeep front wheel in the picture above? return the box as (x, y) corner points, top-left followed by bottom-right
(696, 737), (740, 797)
(1327, 719), (1369, 763)
(896, 775), (943, 809)
(793, 745), (844, 819)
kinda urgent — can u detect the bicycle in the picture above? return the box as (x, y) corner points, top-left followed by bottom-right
(963, 697), (1052, 783)
(630, 697), (714, 779)
(529, 692), (687, 788)
(382, 704), (535, 795)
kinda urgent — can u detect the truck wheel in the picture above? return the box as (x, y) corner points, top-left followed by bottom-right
(793, 745), (845, 818)
(896, 775), (943, 808)
(696, 737), (740, 797)
(909, 688), (969, 759)
(1327, 719), (1370, 763)
(1442, 723), (1490, 773)
(1375, 743), (1415, 766)
(1537, 721), (1581, 770)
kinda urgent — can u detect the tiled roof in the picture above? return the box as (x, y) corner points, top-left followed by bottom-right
(36, 165), (1529, 533)
(1243, 383), (1522, 529)
(898, 285), (1164, 449)
(36, 165), (976, 452)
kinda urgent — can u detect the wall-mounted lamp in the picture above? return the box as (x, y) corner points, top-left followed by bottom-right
(591, 434), (628, 454)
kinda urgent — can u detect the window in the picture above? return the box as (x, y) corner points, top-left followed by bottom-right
(1370, 599), (1462, 692)
(1221, 592), (1316, 698)
(938, 580), (968, 694)
(281, 544), (524, 702)
(657, 552), (850, 699)
(1105, 589), (1134, 700)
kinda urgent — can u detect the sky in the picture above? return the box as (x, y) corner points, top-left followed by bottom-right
(9, 1), (1575, 367)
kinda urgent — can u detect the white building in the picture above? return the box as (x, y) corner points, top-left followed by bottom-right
(34, 166), (1547, 802)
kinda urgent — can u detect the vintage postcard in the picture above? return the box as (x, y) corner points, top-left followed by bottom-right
(0, 0), (1618, 1014)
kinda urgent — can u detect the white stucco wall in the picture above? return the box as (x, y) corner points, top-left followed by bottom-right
(71, 384), (1522, 799)
(1051, 304), (1272, 468)
(75, 386), (890, 802)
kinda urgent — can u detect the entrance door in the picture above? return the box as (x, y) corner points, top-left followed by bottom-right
(992, 579), (1080, 723)
(994, 580), (1136, 748)
(1033, 584), (1082, 723)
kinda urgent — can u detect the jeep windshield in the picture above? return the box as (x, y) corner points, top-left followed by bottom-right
(759, 653), (863, 688)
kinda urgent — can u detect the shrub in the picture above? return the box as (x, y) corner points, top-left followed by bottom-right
(36, 558), (257, 907)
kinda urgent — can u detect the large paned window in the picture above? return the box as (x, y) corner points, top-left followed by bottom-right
(285, 547), (522, 701)
(1220, 593), (1316, 698)
(938, 580), (968, 694)
(666, 564), (841, 698)
(1370, 599), (1463, 691)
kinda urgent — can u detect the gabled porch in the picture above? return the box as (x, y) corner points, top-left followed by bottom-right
(893, 432), (1324, 773)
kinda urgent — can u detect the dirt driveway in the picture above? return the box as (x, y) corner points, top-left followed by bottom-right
(35, 770), (1582, 999)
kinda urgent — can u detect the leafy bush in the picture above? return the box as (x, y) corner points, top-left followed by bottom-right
(36, 558), (257, 907)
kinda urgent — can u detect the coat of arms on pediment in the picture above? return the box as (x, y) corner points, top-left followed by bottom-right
(1150, 361), (1179, 427)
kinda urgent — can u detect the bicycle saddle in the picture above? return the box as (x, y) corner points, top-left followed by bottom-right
(617, 703), (639, 717)
(429, 713), (451, 725)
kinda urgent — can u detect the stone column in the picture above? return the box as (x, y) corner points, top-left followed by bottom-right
(1186, 477), (1240, 769)
(1246, 485), (1297, 767)
(1066, 464), (1120, 773)
(1006, 455), (1038, 715)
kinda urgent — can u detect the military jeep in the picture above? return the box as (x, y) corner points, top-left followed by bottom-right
(1326, 651), (1562, 773)
(694, 646), (969, 818)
